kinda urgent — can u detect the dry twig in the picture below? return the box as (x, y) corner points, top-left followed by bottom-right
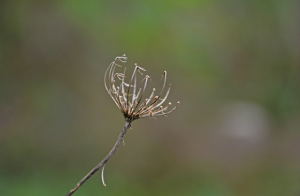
(65, 55), (179, 196)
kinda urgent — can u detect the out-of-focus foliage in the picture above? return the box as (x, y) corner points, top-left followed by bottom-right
(1, 0), (300, 196)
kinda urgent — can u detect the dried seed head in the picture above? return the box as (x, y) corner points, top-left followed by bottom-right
(104, 54), (179, 121)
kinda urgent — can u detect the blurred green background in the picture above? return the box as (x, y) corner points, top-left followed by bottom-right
(1, 0), (300, 195)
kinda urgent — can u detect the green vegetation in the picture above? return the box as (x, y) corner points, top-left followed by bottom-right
(1, 1), (299, 195)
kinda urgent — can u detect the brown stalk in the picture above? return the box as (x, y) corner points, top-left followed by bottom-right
(65, 121), (131, 196)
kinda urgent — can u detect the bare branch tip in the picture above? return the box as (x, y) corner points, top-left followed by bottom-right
(102, 165), (107, 187)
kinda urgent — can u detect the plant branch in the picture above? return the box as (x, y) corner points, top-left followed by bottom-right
(65, 121), (131, 196)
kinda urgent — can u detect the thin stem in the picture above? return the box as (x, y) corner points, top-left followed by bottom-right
(65, 121), (131, 196)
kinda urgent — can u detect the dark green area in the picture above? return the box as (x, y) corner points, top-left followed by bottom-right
(1, 0), (300, 195)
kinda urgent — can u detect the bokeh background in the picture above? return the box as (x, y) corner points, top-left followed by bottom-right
(1, 1), (300, 195)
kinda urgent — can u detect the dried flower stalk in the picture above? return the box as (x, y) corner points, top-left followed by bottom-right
(65, 55), (179, 196)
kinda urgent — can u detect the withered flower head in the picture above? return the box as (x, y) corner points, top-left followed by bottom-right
(104, 54), (179, 122)
(65, 54), (180, 195)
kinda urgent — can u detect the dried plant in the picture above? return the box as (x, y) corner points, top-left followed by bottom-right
(65, 55), (179, 196)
